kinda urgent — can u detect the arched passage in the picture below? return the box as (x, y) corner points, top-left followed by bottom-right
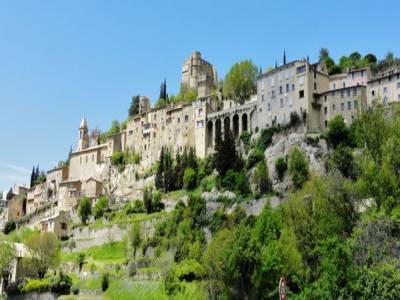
(215, 119), (222, 143)
(207, 121), (213, 148)
(233, 114), (239, 138)
(224, 117), (231, 135)
(242, 113), (248, 132)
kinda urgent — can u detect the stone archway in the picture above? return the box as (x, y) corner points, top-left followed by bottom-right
(207, 121), (213, 148)
(224, 117), (231, 135)
(215, 119), (222, 142)
(242, 113), (248, 132)
(233, 114), (239, 138)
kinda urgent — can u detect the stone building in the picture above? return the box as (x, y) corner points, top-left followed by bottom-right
(6, 185), (28, 222)
(257, 59), (329, 130)
(329, 67), (371, 90)
(39, 211), (69, 239)
(368, 68), (400, 106)
(181, 51), (218, 98)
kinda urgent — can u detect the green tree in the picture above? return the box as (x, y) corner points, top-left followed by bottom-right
(183, 168), (197, 190)
(0, 242), (16, 291)
(223, 60), (258, 104)
(93, 195), (109, 219)
(25, 232), (60, 278)
(129, 223), (142, 259)
(326, 115), (352, 148)
(3, 219), (16, 235)
(76, 253), (85, 273)
(129, 95), (141, 117)
(78, 196), (92, 225)
(213, 130), (243, 176)
(252, 160), (271, 195)
(288, 147), (309, 189)
(275, 157), (287, 181)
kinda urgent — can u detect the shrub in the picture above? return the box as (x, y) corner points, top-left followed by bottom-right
(48, 271), (72, 293)
(132, 200), (146, 213)
(183, 168), (197, 190)
(326, 115), (352, 148)
(240, 131), (252, 152)
(3, 219), (16, 234)
(289, 111), (301, 127)
(252, 161), (271, 195)
(275, 157), (287, 181)
(101, 272), (109, 292)
(127, 261), (137, 277)
(111, 151), (125, 172)
(22, 278), (49, 293)
(288, 147), (309, 189)
(76, 253), (85, 272)
(93, 195), (109, 219)
(221, 170), (250, 195)
(71, 284), (79, 295)
(246, 148), (265, 170)
(257, 127), (277, 151)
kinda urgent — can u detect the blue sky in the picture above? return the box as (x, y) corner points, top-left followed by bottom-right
(0, 0), (398, 192)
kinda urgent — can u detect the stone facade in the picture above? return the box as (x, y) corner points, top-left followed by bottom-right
(181, 51), (218, 98)
(368, 68), (400, 106)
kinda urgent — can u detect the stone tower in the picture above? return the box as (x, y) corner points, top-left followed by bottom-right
(181, 51), (217, 98)
(78, 116), (89, 151)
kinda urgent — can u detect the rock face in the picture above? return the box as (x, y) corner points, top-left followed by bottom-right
(105, 164), (154, 201)
(265, 131), (328, 196)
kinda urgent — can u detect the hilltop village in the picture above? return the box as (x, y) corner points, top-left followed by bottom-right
(1, 49), (400, 298)
(1, 50), (398, 232)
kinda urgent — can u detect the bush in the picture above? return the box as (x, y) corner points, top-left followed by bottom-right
(132, 200), (146, 213)
(111, 151), (125, 172)
(127, 261), (137, 277)
(221, 170), (250, 195)
(246, 148), (265, 170)
(22, 278), (49, 293)
(288, 147), (309, 189)
(290, 111), (301, 127)
(240, 131), (252, 152)
(326, 115), (352, 148)
(101, 272), (109, 292)
(252, 161), (271, 195)
(48, 271), (72, 293)
(256, 127), (277, 151)
(275, 157), (287, 181)
(183, 168), (197, 190)
(71, 284), (79, 295)
(3, 219), (16, 234)
(93, 195), (109, 219)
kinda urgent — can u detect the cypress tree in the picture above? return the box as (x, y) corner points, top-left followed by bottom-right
(155, 147), (165, 190)
(30, 166), (35, 187)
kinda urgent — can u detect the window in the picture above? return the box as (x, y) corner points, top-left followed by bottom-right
(129, 130), (133, 136)
(361, 70), (364, 77)
(313, 71), (316, 79)
(354, 100), (358, 109)
(352, 72), (355, 79)
(61, 223), (67, 230)
(286, 84), (289, 92)
(333, 83), (336, 89)
(280, 98), (284, 108)
(261, 95), (264, 101)
(347, 101), (351, 110)
(397, 82), (400, 89)
(299, 90), (304, 98)
(198, 108), (203, 116)
(314, 82), (317, 90)
(324, 95), (327, 102)
(325, 120), (328, 127)
(292, 84), (295, 91)
(343, 82), (346, 88)
(271, 90), (275, 97)
(279, 86), (283, 94)
(341, 91), (344, 98)
(296, 65), (306, 74)
(347, 89), (351, 97)
(184, 115), (189, 122)
(384, 96), (388, 105)
(341, 102), (344, 111)
(324, 106), (327, 115)
(353, 88), (357, 96)
(177, 117), (180, 123)
(289, 97), (293, 107)
(268, 103), (271, 111)
(196, 120), (204, 128)
(372, 90), (375, 97)
(333, 104), (336, 111)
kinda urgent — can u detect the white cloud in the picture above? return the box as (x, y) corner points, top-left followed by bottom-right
(0, 163), (30, 174)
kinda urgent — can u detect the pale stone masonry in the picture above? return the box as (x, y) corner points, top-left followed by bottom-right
(2, 51), (399, 230)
